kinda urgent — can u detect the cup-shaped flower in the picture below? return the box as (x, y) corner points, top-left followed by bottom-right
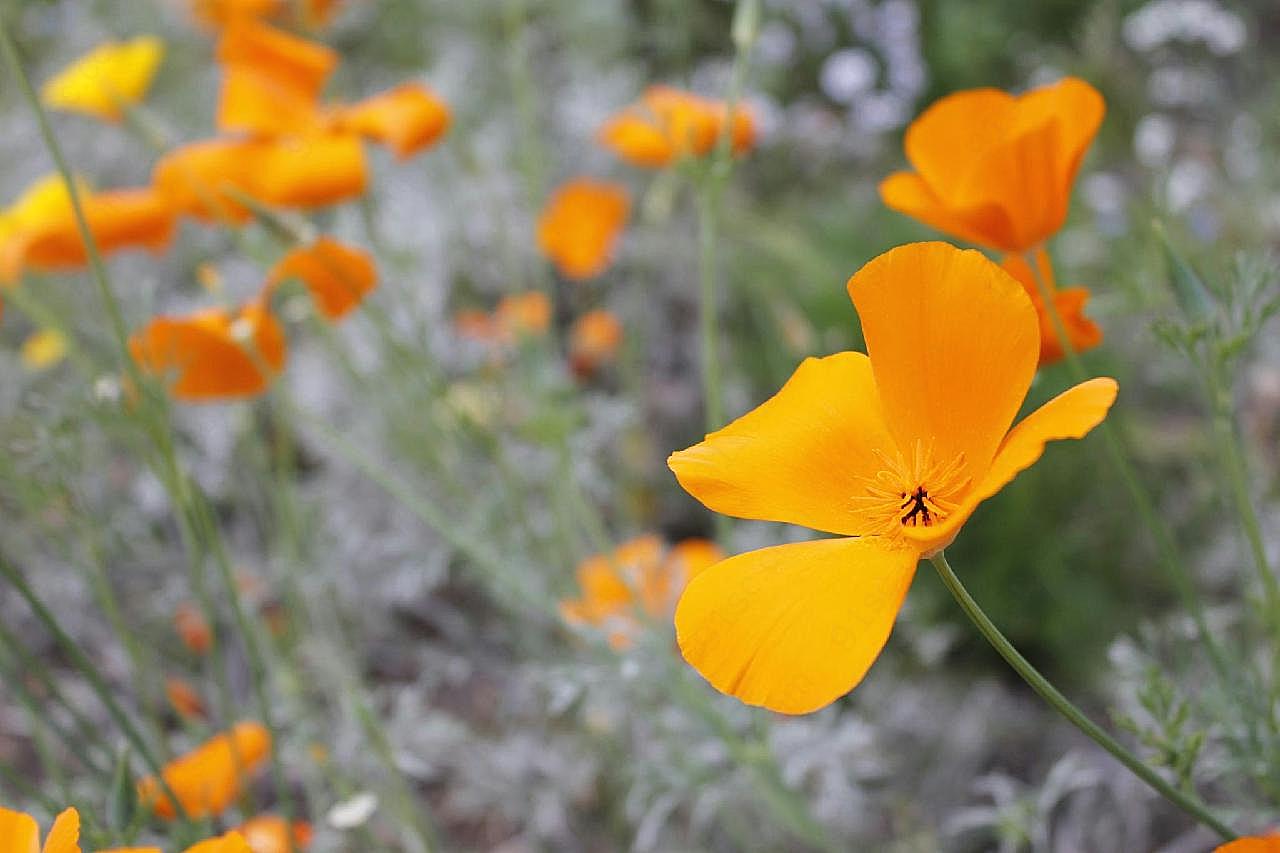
(137, 721), (271, 819)
(537, 179), (630, 281)
(331, 83), (452, 160)
(668, 242), (1118, 714)
(0, 805), (79, 853)
(265, 236), (376, 320)
(41, 37), (164, 122)
(1000, 249), (1102, 366)
(192, 0), (342, 30)
(561, 535), (722, 649)
(880, 78), (1104, 254)
(129, 301), (287, 401)
(568, 308), (624, 378)
(599, 85), (755, 169)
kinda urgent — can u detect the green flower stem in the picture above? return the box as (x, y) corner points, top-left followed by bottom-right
(1204, 358), (1280, 615)
(929, 550), (1236, 841)
(0, 555), (192, 823)
(1022, 250), (1233, 683)
(695, 0), (761, 544)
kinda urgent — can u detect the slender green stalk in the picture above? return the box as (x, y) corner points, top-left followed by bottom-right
(929, 551), (1236, 841)
(1204, 359), (1280, 613)
(1022, 250), (1232, 682)
(694, 0), (760, 543)
(0, 555), (192, 822)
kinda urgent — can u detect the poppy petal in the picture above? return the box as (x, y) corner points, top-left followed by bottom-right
(668, 351), (896, 537)
(41, 808), (80, 853)
(1013, 77), (1106, 203)
(182, 833), (253, 853)
(972, 376), (1118, 504)
(879, 172), (1018, 250)
(675, 537), (917, 714)
(846, 242), (1039, 491)
(265, 237), (376, 319)
(903, 87), (1015, 201)
(0, 806), (40, 853)
(335, 83), (451, 159)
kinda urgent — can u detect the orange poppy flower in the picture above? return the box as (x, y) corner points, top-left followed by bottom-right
(0, 176), (175, 283)
(129, 301), (287, 401)
(138, 721), (272, 819)
(668, 241), (1118, 713)
(561, 535), (723, 649)
(1000, 250), (1102, 366)
(173, 601), (213, 654)
(192, 0), (341, 30)
(191, 0), (283, 27)
(599, 85), (755, 169)
(265, 236), (376, 319)
(216, 20), (336, 137)
(880, 77), (1105, 254)
(0, 805), (79, 853)
(1217, 838), (1280, 852)
(332, 83), (452, 160)
(494, 291), (552, 341)
(568, 309), (624, 378)
(165, 676), (208, 720)
(238, 815), (314, 853)
(41, 37), (164, 123)
(536, 180), (630, 281)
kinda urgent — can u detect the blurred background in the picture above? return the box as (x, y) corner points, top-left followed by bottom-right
(1, 0), (1277, 850)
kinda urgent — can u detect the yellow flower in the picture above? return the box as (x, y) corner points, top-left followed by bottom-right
(21, 329), (68, 370)
(41, 37), (164, 122)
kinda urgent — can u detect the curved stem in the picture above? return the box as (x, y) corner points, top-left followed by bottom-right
(1022, 250), (1234, 686)
(929, 551), (1235, 841)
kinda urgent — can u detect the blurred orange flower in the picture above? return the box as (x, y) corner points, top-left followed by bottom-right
(668, 242), (1118, 713)
(192, 0), (342, 30)
(138, 721), (271, 819)
(599, 85), (755, 169)
(129, 301), (287, 401)
(1000, 250), (1102, 366)
(265, 236), (376, 319)
(41, 36), (164, 123)
(456, 293), (554, 362)
(154, 135), (367, 224)
(173, 601), (213, 654)
(216, 19), (336, 137)
(0, 805), (79, 853)
(536, 180), (630, 281)
(165, 676), (207, 720)
(238, 815), (314, 853)
(0, 176), (174, 284)
(494, 291), (552, 342)
(568, 309), (623, 378)
(332, 83), (452, 160)
(560, 535), (722, 649)
(880, 77), (1104, 253)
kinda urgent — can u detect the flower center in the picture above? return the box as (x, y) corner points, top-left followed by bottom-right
(856, 441), (970, 539)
